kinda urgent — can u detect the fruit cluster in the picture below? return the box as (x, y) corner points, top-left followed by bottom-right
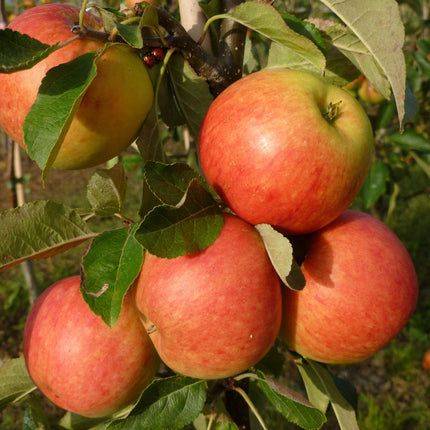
(3, 2), (418, 421)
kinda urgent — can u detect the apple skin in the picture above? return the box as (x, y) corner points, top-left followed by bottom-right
(358, 78), (386, 104)
(132, 214), (282, 380)
(23, 276), (160, 418)
(280, 210), (418, 364)
(0, 4), (153, 170)
(198, 69), (374, 235)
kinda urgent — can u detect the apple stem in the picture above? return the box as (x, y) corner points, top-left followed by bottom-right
(232, 385), (269, 430)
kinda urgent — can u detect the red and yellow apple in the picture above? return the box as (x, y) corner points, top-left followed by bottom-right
(133, 213), (282, 379)
(0, 4), (153, 170)
(280, 210), (418, 364)
(23, 276), (160, 418)
(358, 78), (386, 104)
(198, 69), (374, 235)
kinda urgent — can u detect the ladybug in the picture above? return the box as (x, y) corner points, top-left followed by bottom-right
(143, 53), (156, 68)
(151, 47), (165, 62)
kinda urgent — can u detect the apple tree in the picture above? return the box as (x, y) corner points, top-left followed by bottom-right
(0, 0), (424, 429)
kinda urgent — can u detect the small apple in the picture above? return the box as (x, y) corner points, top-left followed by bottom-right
(358, 78), (386, 104)
(0, 4), (153, 170)
(198, 68), (374, 235)
(280, 210), (418, 364)
(23, 276), (160, 418)
(7, 13), (17, 23)
(343, 74), (365, 96)
(133, 213), (282, 380)
(423, 351), (430, 371)
(23, 0), (36, 9)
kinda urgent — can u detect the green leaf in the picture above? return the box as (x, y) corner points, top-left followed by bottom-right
(410, 152), (430, 180)
(359, 159), (389, 208)
(57, 411), (109, 430)
(115, 21), (143, 48)
(138, 4), (160, 30)
(0, 28), (58, 73)
(227, 1), (325, 72)
(320, 0), (407, 126)
(158, 70), (186, 127)
(23, 394), (51, 430)
(285, 260), (307, 292)
(0, 357), (36, 410)
(81, 223), (144, 327)
(90, 6), (126, 33)
(167, 54), (214, 139)
(388, 129), (430, 152)
(135, 179), (223, 258)
(253, 344), (286, 378)
(0, 200), (96, 272)
(194, 398), (239, 430)
(254, 370), (327, 430)
(296, 359), (359, 430)
(375, 101), (396, 130)
(144, 161), (210, 206)
(280, 13), (326, 54)
(295, 356), (330, 414)
(254, 224), (297, 289)
(23, 47), (107, 181)
(135, 104), (166, 219)
(319, 23), (391, 99)
(87, 163), (127, 217)
(108, 376), (207, 430)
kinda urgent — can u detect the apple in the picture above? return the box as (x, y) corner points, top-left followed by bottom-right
(23, 276), (160, 418)
(0, 4), (153, 170)
(280, 210), (418, 364)
(198, 68), (374, 235)
(423, 351), (430, 371)
(343, 74), (365, 96)
(132, 213), (282, 380)
(358, 78), (386, 104)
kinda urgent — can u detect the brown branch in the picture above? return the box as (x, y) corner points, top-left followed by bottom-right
(0, 0), (7, 28)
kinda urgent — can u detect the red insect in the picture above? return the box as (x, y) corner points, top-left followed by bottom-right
(143, 53), (156, 68)
(151, 47), (164, 62)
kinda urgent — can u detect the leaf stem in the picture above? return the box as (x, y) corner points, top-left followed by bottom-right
(233, 372), (260, 382)
(233, 386), (269, 430)
(79, 0), (89, 30)
(206, 410), (215, 430)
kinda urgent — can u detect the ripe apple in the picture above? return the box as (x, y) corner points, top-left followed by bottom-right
(23, 276), (160, 418)
(358, 78), (386, 104)
(198, 69), (374, 235)
(423, 351), (430, 371)
(280, 210), (418, 364)
(132, 213), (282, 379)
(343, 74), (365, 96)
(0, 4), (153, 170)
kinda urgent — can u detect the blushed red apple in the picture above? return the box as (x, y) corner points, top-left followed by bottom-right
(133, 214), (282, 379)
(0, 4), (153, 169)
(198, 69), (374, 235)
(23, 276), (160, 418)
(280, 210), (418, 364)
